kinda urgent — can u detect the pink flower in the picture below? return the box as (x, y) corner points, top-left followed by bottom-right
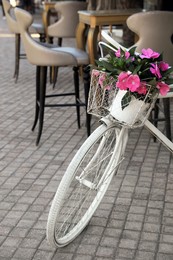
(115, 49), (121, 58)
(159, 61), (169, 71)
(137, 82), (147, 95)
(118, 71), (130, 81)
(156, 82), (170, 96)
(140, 48), (160, 59)
(93, 70), (100, 76)
(105, 85), (111, 90)
(98, 74), (106, 87)
(117, 72), (140, 92)
(150, 63), (162, 79)
(126, 74), (140, 92)
(115, 49), (130, 59)
(116, 72), (129, 90)
(125, 51), (130, 59)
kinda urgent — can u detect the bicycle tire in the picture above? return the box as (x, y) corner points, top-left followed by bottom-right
(47, 123), (124, 247)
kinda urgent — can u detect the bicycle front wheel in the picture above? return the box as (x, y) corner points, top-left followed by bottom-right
(47, 123), (125, 247)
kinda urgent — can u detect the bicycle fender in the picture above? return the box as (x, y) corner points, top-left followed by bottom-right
(99, 117), (116, 127)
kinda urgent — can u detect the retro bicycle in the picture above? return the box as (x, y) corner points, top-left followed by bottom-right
(46, 33), (173, 248)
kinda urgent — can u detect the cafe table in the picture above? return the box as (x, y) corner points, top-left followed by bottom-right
(76, 9), (142, 65)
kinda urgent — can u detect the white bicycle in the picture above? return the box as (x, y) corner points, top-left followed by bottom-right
(46, 34), (173, 248)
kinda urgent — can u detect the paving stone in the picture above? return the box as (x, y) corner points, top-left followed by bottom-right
(9, 227), (30, 238)
(122, 230), (140, 240)
(135, 251), (155, 260)
(157, 253), (173, 260)
(141, 232), (159, 242)
(159, 243), (173, 254)
(77, 244), (97, 255)
(71, 255), (92, 260)
(116, 248), (135, 259)
(2, 236), (22, 247)
(32, 250), (54, 260)
(143, 223), (161, 233)
(119, 238), (138, 249)
(52, 252), (73, 260)
(125, 221), (143, 231)
(96, 246), (115, 258)
(138, 240), (157, 252)
(0, 225), (13, 236)
(81, 234), (101, 245)
(0, 245), (17, 258)
(13, 248), (37, 259)
(19, 238), (42, 249)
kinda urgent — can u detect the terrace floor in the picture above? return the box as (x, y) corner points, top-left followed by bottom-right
(0, 8), (173, 260)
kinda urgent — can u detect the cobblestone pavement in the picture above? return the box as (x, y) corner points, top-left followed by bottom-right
(0, 8), (173, 260)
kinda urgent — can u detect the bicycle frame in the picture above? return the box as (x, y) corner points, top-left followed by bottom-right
(144, 119), (173, 153)
(147, 86), (173, 153)
(101, 113), (173, 154)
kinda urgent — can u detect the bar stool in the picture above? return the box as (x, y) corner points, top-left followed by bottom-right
(2, 0), (45, 83)
(47, 1), (87, 86)
(14, 7), (91, 145)
(127, 11), (173, 140)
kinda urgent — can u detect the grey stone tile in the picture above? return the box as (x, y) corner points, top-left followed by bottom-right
(135, 251), (155, 260)
(96, 246), (115, 258)
(13, 248), (36, 259)
(116, 248), (135, 259)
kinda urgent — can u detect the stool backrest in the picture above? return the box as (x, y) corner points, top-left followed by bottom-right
(48, 1), (87, 38)
(14, 8), (77, 66)
(127, 11), (173, 66)
(2, 0), (20, 34)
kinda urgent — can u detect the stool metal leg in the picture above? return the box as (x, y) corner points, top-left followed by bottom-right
(83, 65), (91, 136)
(14, 33), (20, 83)
(36, 66), (47, 146)
(32, 65), (90, 145)
(163, 98), (171, 141)
(73, 66), (80, 129)
(32, 66), (40, 132)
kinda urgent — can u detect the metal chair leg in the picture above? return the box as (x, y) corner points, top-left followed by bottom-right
(163, 98), (171, 141)
(14, 33), (20, 83)
(36, 66), (47, 146)
(83, 65), (91, 136)
(151, 98), (171, 141)
(32, 65), (90, 145)
(73, 66), (80, 129)
(32, 66), (40, 131)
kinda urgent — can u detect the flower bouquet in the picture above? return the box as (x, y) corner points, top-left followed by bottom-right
(88, 44), (173, 127)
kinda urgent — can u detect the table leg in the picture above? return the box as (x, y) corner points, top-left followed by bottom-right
(76, 22), (88, 51)
(87, 26), (99, 65)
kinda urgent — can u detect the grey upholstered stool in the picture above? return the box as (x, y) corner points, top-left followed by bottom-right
(15, 7), (91, 145)
(47, 1), (88, 86)
(2, 0), (45, 83)
(127, 11), (173, 140)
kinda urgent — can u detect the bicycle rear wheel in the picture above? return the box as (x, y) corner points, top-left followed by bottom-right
(47, 123), (124, 247)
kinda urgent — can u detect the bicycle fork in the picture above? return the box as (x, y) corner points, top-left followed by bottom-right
(76, 126), (129, 191)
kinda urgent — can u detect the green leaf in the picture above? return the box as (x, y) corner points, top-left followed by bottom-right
(165, 78), (173, 85)
(133, 64), (142, 74)
(128, 46), (137, 56)
(121, 92), (131, 110)
(95, 60), (105, 67)
(99, 60), (116, 72)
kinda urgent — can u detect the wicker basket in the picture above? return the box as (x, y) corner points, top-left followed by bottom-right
(87, 69), (158, 128)
(87, 69), (118, 117)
